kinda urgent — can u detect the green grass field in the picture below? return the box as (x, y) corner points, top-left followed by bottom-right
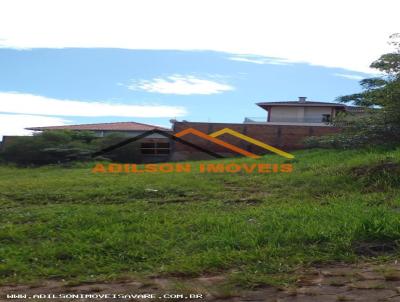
(1, 148), (400, 288)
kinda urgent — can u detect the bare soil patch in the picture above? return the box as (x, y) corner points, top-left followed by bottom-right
(3, 261), (400, 301)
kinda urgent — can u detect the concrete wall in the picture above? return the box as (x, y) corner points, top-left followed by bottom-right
(171, 122), (340, 160)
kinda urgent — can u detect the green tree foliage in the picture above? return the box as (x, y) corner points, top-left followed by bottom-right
(307, 34), (400, 148)
(0, 130), (99, 165)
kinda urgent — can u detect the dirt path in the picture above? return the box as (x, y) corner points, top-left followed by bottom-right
(2, 261), (400, 301)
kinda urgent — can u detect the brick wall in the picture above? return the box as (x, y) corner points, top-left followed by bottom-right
(171, 122), (340, 160)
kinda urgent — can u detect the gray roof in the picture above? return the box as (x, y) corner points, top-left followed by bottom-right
(257, 101), (346, 108)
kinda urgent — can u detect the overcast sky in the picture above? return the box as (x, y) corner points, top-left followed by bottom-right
(0, 0), (399, 138)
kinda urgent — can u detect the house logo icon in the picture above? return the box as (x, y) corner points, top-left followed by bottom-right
(93, 127), (294, 160)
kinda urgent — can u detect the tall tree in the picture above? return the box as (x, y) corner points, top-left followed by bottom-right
(330, 34), (400, 147)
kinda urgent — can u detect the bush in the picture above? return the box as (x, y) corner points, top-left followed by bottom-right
(0, 130), (99, 166)
(305, 111), (400, 149)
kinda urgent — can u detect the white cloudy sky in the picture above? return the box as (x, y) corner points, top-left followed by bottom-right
(0, 0), (399, 137)
(1, 0), (398, 72)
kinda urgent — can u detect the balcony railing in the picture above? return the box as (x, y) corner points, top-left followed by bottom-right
(244, 117), (331, 124)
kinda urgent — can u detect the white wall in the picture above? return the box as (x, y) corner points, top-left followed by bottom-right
(270, 107), (304, 122)
(304, 107), (332, 119)
(270, 106), (333, 123)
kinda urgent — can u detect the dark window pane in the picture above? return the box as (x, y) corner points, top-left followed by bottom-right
(156, 142), (170, 148)
(322, 114), (331, 122)
(141, 142), (155, 148)
(141, 148), (156, 154)
(157, 143), (169, 149)
(156, 149), (170, 154)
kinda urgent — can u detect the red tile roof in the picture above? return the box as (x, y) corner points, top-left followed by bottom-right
(26, 122), (171, 132)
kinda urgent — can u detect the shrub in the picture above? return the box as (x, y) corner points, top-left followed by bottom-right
(0, 130), (99, 166)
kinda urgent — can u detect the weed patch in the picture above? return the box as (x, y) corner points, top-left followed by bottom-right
(350, 160), (400, 191)
(1, 148), (400, 288)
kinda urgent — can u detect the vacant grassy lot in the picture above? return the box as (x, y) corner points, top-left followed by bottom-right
(1, 148), (400, 288)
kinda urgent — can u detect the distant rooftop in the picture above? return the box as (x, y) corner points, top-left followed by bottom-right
(26, 121), (171, 132)
(257, 97), (346, 108)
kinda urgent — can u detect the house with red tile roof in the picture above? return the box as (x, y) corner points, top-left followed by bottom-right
(25, 121), (172, 163)
(26, 121), (171, 137)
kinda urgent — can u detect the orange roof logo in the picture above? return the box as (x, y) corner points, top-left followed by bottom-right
(175, 127), (294, 159)
(93, 127), (294, 159)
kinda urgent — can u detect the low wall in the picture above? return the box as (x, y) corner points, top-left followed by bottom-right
(171, 122), (340, 160)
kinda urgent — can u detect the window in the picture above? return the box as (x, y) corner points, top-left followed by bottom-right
(322, 114), (331, 122)
(140, 142), (170, 155)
